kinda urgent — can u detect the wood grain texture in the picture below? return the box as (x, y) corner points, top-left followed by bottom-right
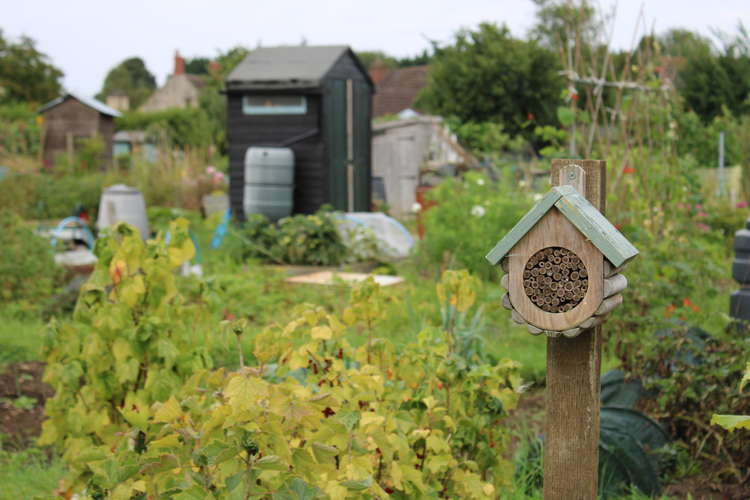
(509, 210), (603, 330)
(544, 159), (605, 500)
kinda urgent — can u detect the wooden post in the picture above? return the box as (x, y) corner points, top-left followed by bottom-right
(544, 159), (605, 500)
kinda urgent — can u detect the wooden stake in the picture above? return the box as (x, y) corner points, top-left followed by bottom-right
(544, 159), (605, 500)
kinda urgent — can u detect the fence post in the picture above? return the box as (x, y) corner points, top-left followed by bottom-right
(486, 158), (637, 499)
(544, 159), (606, 499)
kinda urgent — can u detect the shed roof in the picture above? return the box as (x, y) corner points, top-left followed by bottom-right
(38, 92), (121, 117)
(485, 185), (639, 268)
(373, 65), (428, 117)
(226, 45), (365, 90)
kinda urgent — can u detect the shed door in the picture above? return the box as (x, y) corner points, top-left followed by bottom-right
(328, 79), (370, 211)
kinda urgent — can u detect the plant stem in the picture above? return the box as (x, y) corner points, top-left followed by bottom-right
(236, 334), (245, 369)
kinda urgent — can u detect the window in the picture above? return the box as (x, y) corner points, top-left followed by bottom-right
(242, 95), (307, 115)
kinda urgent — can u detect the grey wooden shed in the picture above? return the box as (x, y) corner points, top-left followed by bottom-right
(225, 45), (373, 220)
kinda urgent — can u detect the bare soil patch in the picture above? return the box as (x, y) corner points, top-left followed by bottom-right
(0, 361), (52, 450)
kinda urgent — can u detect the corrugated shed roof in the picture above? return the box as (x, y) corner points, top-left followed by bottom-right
(38, 92), (122, 117)
(226, 45), (349, 90)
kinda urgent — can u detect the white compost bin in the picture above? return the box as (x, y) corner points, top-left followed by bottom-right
(97, 184), (149, 239)
(244, 147), (294, 221)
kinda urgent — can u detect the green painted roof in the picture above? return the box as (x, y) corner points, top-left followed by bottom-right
(485, 185), (638, 267)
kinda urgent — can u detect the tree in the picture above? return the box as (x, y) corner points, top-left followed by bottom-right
(397, 49), (432, 68)
(0, 30), (63, 104)
(355, 50), (397, 70)
(96, 57), (156, 109)
(658, 28), (712, 60)
(674, 24), (750, 121)
(198, 46), (251, 153)
(416, 23), (563, 142)
(185, 57), (210, 75)
(355, 49), (431, 71)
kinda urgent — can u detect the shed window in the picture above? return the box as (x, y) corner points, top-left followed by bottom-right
(243, 96), (307, 115)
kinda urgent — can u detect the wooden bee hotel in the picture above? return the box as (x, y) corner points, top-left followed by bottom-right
(486, 164), (638, 337)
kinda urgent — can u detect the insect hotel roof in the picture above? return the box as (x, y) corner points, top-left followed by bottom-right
(486, 185), (639, 268)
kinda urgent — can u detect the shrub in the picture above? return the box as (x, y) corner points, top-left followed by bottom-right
(0, 210), (60, 302)
(712, 362), (750, 432)
(58, 271), (522, 498)
(618, 323), (750, 484)
(229, 210), (349, 266)
(0, 102), (41, 155)
(40, 220), (213, 492)
(0, 171), (114, 221)
(116, 108), (213, 149)
(420, 171), (532, 280)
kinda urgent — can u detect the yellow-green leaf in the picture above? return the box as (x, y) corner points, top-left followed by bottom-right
(310, 326), (332, 340)
(741, 362), (750, 392)
(360, 412), (385, 432)
(711, 413), (750, 432)
(150, 433), (181, 449)
(153, 396), (182, 423)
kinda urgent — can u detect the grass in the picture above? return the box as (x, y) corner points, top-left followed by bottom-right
(0, 305), (48, 365)
(0, 440), (64, 500)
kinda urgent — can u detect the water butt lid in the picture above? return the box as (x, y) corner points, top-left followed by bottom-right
(104, 184), (141, 194)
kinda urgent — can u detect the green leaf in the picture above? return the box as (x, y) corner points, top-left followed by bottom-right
(173, 486), (209, 500)
(255, 455), (287, 471)
(157, 337), (179, 366)
(557, 106), (575, 127)
(311, 442), (338, 464)
(336, 410), (360, 431)
(225, 472), (244, 492)
(740, 362), (750, 392)
(273, 478), (321, 500)
(340, 477), (373, 491)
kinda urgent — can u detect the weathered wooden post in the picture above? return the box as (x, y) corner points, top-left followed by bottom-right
(730, 217), (750, 330)
(486, 159), (638, 499)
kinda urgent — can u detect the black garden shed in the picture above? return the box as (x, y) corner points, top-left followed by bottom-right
(226, 45), (374, 220)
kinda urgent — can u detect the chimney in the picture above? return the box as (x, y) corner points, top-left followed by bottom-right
(174, 50), (185, 75)
(369, 59), (388, 86)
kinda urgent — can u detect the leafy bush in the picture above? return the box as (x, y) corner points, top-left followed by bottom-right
(229, 210), (349, 266)
(617, 322), (750, 484)
(608, 208), (730, 345)
(58, 270), (522, 498)
(0, 171), (115, 220)
(0, 102), (41, 155)
(420, 171), (532, 280)
(40, 220), (213, 492)
(116, 108), (213, 149)
(712, 362), (750, 431)
(0, 209), (60, 302)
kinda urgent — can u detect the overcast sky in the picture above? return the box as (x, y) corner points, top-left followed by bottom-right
(3, 0), (748, 97)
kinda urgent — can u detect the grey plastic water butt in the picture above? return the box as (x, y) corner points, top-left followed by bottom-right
(243, 147), (294, 221)
(97, 184), (149, 239)
(731, 218), (750, 326)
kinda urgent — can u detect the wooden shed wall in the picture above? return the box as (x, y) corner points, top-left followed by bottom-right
(227, 92), (325, 220)
(322, 51), (373, 211)
(41, 98), (114, 167)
